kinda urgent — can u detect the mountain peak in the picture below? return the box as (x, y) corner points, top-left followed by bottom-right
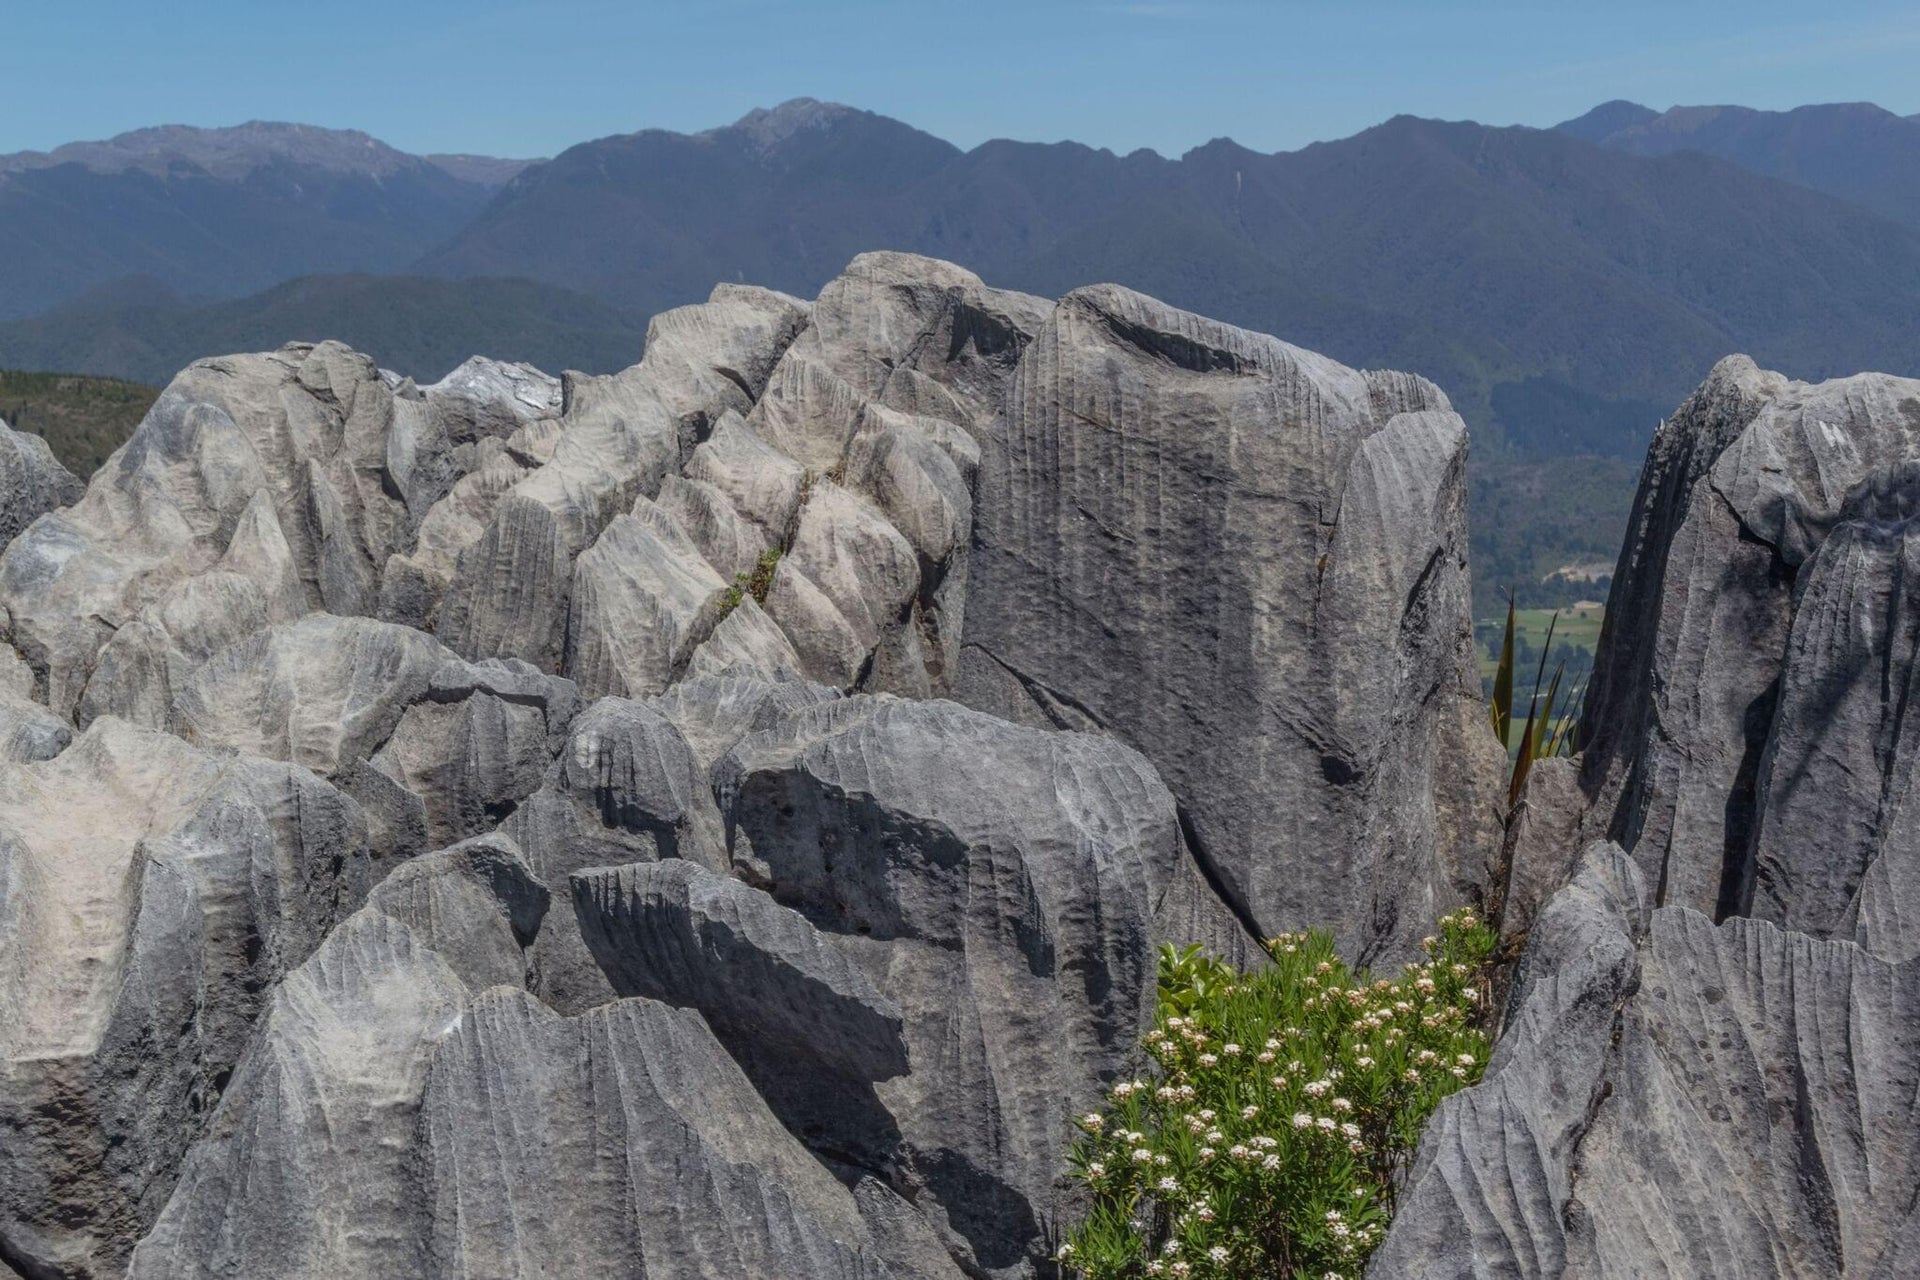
(0, 120), (423, 180)
(1554, 100), (1658, 144)
(725, 98), (860, 150)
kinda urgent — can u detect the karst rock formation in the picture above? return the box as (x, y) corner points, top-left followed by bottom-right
(1, 250), (1916, 1278)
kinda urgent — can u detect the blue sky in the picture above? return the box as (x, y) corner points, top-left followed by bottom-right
(9, 1), (1920, 159)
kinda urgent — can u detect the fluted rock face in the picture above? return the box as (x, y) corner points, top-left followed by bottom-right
(958, 284), (1501, 959)
(433, 285), (810, 672)
(0, 419), (82, 546)
(1380, 841), (1920, 1279)
(0, 253), (1509, 1277)
(1580, 358), (1920, 956)
(0, 344), (545, 718)
(0, 719), (367, 1278)
(128, 860), (958, 1280)
(715, 693), (1223, 1276)
(572, 858), (910, 1082)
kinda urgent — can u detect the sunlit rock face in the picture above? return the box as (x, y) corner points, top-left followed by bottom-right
(0, 252), (1509, 1278)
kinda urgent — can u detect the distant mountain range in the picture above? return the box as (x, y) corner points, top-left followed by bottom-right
(5, 101), (1920, 460)
(1556, 100), (1920, 230)
(0, 122), (537, 320)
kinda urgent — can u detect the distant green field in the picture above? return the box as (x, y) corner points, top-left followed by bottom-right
(1475, 602), (1605, 752)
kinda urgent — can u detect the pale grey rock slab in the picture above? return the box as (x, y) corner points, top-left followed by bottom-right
(685, 595), (803, 681)
(74, 570), (273, 730)
(378, 448), (532, 629)
(503, 696), (729, 1013)
(564, 496), (730, 700)
(0, 644), (67, 763)
(126, 910), (471, 1280)
(681, 409), (807, 549)
(370, 658), (576, 851)
(0, 643), (31, 700)
(131, 897), (950, 1279)
(648, 668), (843, 775)
(655, 471), (777, 580)
(716, 693), (1185, 1275)
(365, 832), (548, 991)
(763, 480), (920, 689)
(0, 418), (81, 547)
(434, 289), (807, 671)
(0, 342), (522, 718)
(417, 356), (562, 447)
(958, 283), (1496, 962)
(1561, 913), (1920, 1278)
(0, 718), (368, 1279)
(640, 282), (811, 440)
(572, 858), (908, 1081)
(174, 612), (454, 779)
(0, 696), (68, 763)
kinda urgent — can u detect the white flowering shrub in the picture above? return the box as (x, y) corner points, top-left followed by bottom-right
(1058, 910), (1496, 1279)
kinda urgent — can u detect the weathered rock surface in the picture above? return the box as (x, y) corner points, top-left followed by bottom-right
(129, 863), (958, 1280)
(0, 419), (82, 546)
(716, 693), (1218, 1275)
(0, 254), (1535, 1277)
(0, 344), (530, 718)
(0, 642), (68, 763)
(573, 857), (909, 1081)
(434, 285), (809, 669)
(0, 719), (367, 1278)
(1579, 359), (1920, 957)
(958, 284), (1502, 960)
(1383, 838), (1920, 1279)
(502, 694), (728, 1013)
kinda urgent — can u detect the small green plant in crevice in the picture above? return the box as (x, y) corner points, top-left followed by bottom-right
(716, 547), (784, 620)
(1058, 911), (1496, 1279)
(1487, 593), (1585, 809)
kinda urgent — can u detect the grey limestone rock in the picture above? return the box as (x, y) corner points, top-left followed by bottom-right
(564, 496), (732, 700)
(0, 418), (82, 547)
(0, 342), (525, 718)
(129, 874), (955, 1279)
(957, 283), (1501, 961)
(503, 696), (729, 1012)
(0, 718), (368, 1278)
(371, 657), (577, 850)
(572, 857), (909, 1082)
(434, 286), (809, 670)
(1581, 358), (1920, 949)
(1381, 833), (1920, 1279)
(1373, 842), (1647, 1278)
(716, 693), (1197, 1275)
(0, 643), (68, 763)
(0, 255), (1554, 1277)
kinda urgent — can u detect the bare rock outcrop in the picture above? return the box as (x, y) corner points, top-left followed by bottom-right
(957, 284), (1502, 960)
(1381, 839), (1920, 1279)
(715, 692), (1225, 1276)
(0, 419), (81, 547)
(128, 855), (958, 1280)
(0, 254), (1522, 1278)
(0, 719), (367, 1278)
(1579, 359), (1920, 958)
